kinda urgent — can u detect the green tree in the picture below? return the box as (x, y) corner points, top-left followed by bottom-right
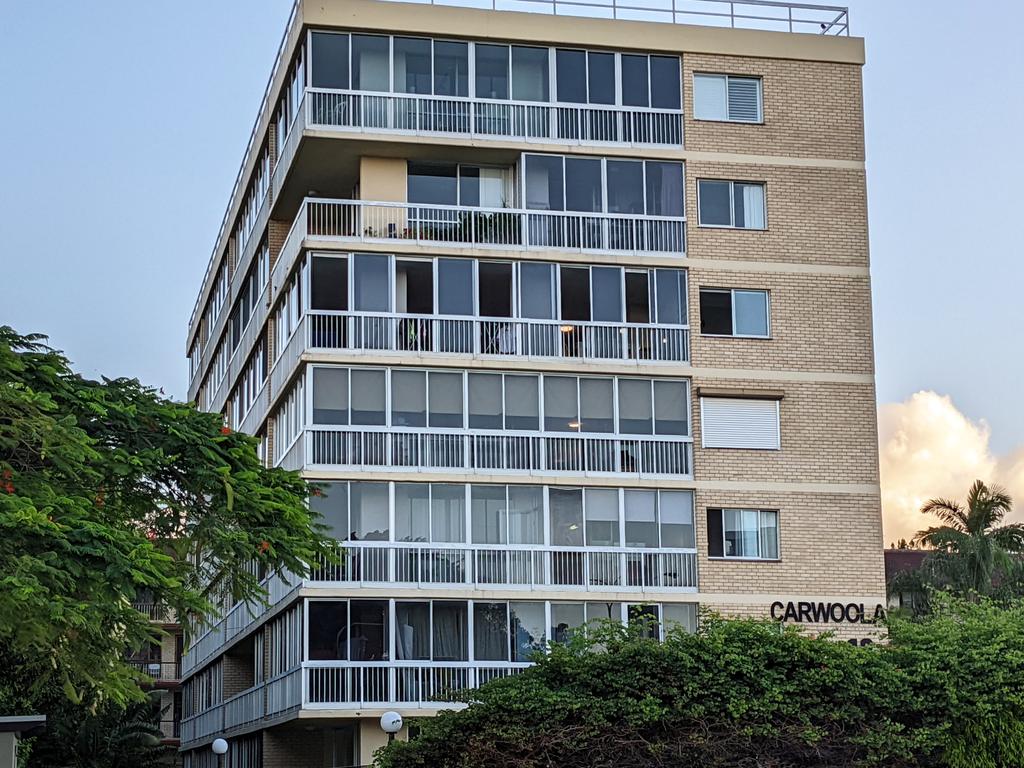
(0, 325), (335, 711)
(911, 480), (1024, 596)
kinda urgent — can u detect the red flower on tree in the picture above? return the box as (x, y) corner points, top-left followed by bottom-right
(220, 426), (232, 435)
(259, 540), (270, 554)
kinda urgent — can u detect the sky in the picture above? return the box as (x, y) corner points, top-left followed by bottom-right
(1, 1), (1022, 539)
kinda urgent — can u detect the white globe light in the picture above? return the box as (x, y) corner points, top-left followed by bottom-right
(380, 711), (403, 734)
(212, 738), (229, 755)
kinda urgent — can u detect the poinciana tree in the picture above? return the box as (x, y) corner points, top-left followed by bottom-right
(911, 480), (1024, 596)
(0, 325), (335, 712)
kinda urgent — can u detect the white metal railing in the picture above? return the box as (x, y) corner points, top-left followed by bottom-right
(304, 661), (528, 709)
(311, 542), (698, 590)
(224, 685), (265, 730)
(269, 315), (308, 401)
(266, 668), (303, 715)
(298, 428), (692, 477)
(307, 89), (682, 145)
(237, 379), (268, 436)
(305, 311), (690, 363)
(379, 0), (849, 35)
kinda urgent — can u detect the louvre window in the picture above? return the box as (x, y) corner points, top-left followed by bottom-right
(693, 74), (762, 122)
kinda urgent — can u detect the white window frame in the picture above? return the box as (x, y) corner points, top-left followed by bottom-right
(699, 287), (771, 339)
(696, 179), (767, 230)
(709, 508), (780, 561)
(691, 73), (763, 123)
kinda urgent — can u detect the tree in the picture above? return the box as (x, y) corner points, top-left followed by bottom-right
(376, 599), (1024, 768)
(0, 325), (335, 711)
(911, 480), (1024, 596)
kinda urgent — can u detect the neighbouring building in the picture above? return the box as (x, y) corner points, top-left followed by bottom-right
(180, 0), (883, 764)
(128, 596), (184, 757)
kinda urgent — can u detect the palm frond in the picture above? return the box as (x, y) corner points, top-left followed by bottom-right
(911, 525), (971, 552)
(990, 523), (1024, 554)
(920, 498), (968, 531)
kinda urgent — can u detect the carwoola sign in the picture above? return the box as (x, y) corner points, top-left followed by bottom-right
(770, 601), (887, 624)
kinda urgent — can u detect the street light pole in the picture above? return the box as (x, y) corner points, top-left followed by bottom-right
(212, 737), (229, 768)
(380, 711), (403, 745)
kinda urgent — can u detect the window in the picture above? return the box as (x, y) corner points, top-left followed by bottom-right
(394, 37), (432, 94)
(396, 600), (468, 661)
(700, 396), (781, 450)
(312, 368), (348, 425)
(693, 74), (762, 122)
(311, 256), (348, 311)
(699, 288), (769, 337)
(351, 34), (389, 92)
(475, 44), (509, 99)
(707, 508), (779, 559)
(323, 724), (359, 768)
(662, 603), (697, 633)
(310, 481), (349, 540)
(310, 32), (350, 89)
(697, 180), (765, 229)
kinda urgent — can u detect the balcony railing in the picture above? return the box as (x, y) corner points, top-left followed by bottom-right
(304, 311), (689, 364)
(132, 602), (175, 622)
(224, 685), (266, 730)
(312, 542), (698, 591)
(307, 88), (682, 146)
(127, 660), (182, 683)
(285, 428), (692, 478)
(304, 661), (528, 709)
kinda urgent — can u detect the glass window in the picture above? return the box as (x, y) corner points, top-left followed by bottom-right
(508, 485), (543, 544)
(428, 371), (463, 428)
(510, 602), (546, 661)
(627, 604), (659, 639)
(621, 55), (649, 107)
(438, 258), (474, 315)
(475, 44), (509, 99)
(697, 180), (732, 227)
(519, 262), (555, 320)
(699, 289), (732, 335)
(617, 379), (653, 434)
(391, 370), (426, 427)
(433, 601), (468, 661)
(654, 269), (685, 325)
(588, 52), (615, 104)
(313, 367), (348, 425)
(724, 509), (758, 557)
(559, 266), (590, 322)
(693, 74), (728, 120)
(395, 483), (430, 542)
(659, 490), (694, 548)
(698, 180), (766, 229)
(350, 369), (386, 425)
(469, 373), (503, 430)
(579, 378), (614, 433)
(564, 158), (603, 213)
(394, 37), (432, 94)
(511, 46), (549, 102)
(323, 723), (359, 768)
(474, 603), (509, 661)
(408, 162), (458, 205)
(505, 375), (539, 430)
(654, 380), (688, 436)
(310, 482), (348, 540)
(606, 160), (644, 214)
(591, 267), (623, 323)
(431, 484), (466, 543)
(351, 34), (389, 92)
(551, 602), (584, 643)
(310, 32), (349, 90)
(624, 490), (658, 548)
(308, 601), (348, 660)
(353, 253), (390, 312)
(350, 482), (389, 541)
(694, 74), (762, 122)
(350, 600), (388, 660)
(395, 601), (430, 660)
(586, 601), (621, 627)
(434, 41), (469, 96)
(585, 488), (619, 546)
(733, 182), (766, 229)
(525, 154), (564, 211)
(549, 487), (584, 546)
(650, 56), (681, 109)
(478, 261), (513, 317)
(645, 161), (684, 217)
(734, 290), (770, 336)
(662, 603), (697, 634)
(544, 376), (579, 432)
(311, 256), (348, 311)
(556, 49), (586, 103)
(471, 485), (507, 544)
(760, 511), (779, 560)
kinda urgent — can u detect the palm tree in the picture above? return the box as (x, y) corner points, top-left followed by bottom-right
(911, 479), (1024, 596)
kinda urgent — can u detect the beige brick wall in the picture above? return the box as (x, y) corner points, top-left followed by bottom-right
(688, 268), (874, 374)
(686, 162), (868, 268)
(682, 52), (865, 161)
(704, 602), (885, 644)
(692, 378), (880, 485)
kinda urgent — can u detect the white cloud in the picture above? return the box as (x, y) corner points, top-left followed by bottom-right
(878, 391), (1024, 545)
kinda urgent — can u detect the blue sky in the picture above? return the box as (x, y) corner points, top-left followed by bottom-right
(1, 1), (1021, 455)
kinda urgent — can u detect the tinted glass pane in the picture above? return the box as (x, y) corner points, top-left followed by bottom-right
(313, 367), (348, 425)
(707, 510), (724, 557)
(512, 46), (549, 102)
(559, 266), (590, 321)
(438, 259), (474, 315)
(433, 601), (468, 660)
(408, 162), (458, 205)
(353, 253), (390, 311)
(350, 600), (388, 660)
(473, 603), (509, 661)
(434, 41), (469, 96)
(618, 379), (653, 434)
(350, 369), (386, 425)
(428, 371), (463, 427)
(511, 602), (546, 661)
(585, 488), (619, 546)
(606, 161), (644, 214)
(391, 370), (426, 427)
(468, 373), (503, 429)
(564, 158), (603, 213)
(505, 375), (539, 430)
(475, 44), (509, 99)
(549, 488), (584, 546)
(663, 603), (697, 633)
(654, 269), (684, 325)
(525, 154), (564, 211)
(350, 482), (389, 540)
(734, 290), (769, 336)
(699, 290), (732, 335)
(309, 601), (348, 660)
(628, 604), (659, 638)
(591, 266), (623, 322)
(621, 55), (649, 107)
(508, 485), (543, 544)
(698, 180), (732, 226)
(654, 380), (688, 436)
(351, 34), (389, 91)
(544, 376), (578, 432)
(645, 161), (684, 217)
(311, 256), (348, 311)
(551, 603), (585, 643)
(394, 37), (431, 94)
(395, 602), (430, 659)
(760, 512), (779, 559)
(431, 484), (466, 543)
(472, 485), (507, 544)
(734, 182), (766, 228)
(458, 165), (480, 207)
(650, 56), (681, 109)
(310, 32), (349, 90)
(659, 490), (694, 549)
(588, 52), (615, 104)
(395, 483), (430, 542)
(310, 481), (349, 540)
(580, 377), (614, 434)
(556, 49), (587, 103)
(624, 490), (658, 548)
(519, 262), (555, 319)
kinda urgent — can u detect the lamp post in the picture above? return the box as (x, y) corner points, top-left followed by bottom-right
(380, 711), (403, 744)
(212, 737), (229, 768)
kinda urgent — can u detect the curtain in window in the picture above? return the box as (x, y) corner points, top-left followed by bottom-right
(396, 602), (430, 660)
(433, 601), (468, 660)
(473, 603), (509, 660)
(742, 184), (765, 228)
(508, 485), (543, 544)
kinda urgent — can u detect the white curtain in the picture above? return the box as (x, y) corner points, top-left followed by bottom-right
(742, 183), (766, 228)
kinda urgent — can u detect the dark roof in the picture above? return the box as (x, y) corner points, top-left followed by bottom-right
(884, 549), (928, 581)
(0, 715), (46, 737)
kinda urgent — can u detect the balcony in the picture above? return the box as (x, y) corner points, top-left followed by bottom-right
(127, 660), (182, 685)
(306, 89), (682, 146)
(312, 542), (698, 591)
(132, 602), (175, 623)
(279, 428), (692, 477)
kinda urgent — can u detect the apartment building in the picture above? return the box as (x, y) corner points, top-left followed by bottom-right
(180, 0), (883, 765)
(128, 597), (184, 755)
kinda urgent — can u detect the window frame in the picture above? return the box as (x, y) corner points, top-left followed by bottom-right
(691, 73), (763, 123)
(699, 396), (781, 451)
(707, 507), (780, 561)
(698, 287), (771, 339)
(696, 179), (767, 230)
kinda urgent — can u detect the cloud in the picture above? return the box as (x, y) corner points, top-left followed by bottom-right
(878, 391), (1024, 546)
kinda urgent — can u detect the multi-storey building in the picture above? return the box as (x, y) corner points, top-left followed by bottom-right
(129, 597), (184, 756)
(180, 0), (882, 765)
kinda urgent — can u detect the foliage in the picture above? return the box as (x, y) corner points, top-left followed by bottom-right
(0, 325), (335, 710)
(376, 599), (1024, 768)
